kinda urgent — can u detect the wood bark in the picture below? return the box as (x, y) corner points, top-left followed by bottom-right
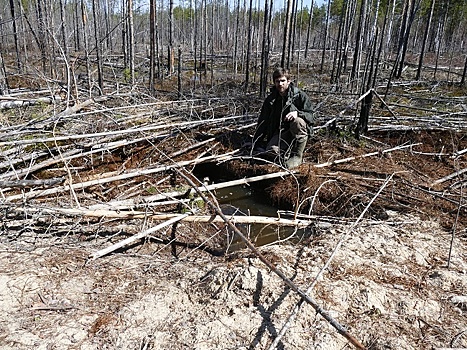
(416, 0), (435, 80)
(244, 0), (254, 91)
(320, 0), (331, 73)
(9, 0), (21, 72)
(281, 0), (293, 68)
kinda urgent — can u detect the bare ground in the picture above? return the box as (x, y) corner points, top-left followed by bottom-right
(0, 209), (466, 349)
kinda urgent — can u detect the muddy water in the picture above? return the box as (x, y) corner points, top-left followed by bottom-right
(215, 185), (307, 250)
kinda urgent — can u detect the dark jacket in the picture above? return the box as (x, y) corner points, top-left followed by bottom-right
(253, 83), (314, 144)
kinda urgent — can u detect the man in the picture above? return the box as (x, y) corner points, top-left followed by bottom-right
(252, 68), (314, 169)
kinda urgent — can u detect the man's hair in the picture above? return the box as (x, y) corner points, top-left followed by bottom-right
(272, 68), (291, 82)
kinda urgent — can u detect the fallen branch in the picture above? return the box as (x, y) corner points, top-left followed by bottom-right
(89, 213), (191, 260)
(8, 206), (313, 227)
(2, 151), (238, 202)
(0, 178), (64, 188)
(431, 168), (467, 187)
(314, 143), (421, 168)
(88, 169), (293, 211)
(175, 168), (366, 350)
(269, 174), (394, 350)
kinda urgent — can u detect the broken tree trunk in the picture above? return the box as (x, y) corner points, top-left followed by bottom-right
(90, 213), (190, 260)
(0, 178), (64, 188)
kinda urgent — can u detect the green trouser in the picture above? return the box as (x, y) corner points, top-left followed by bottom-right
(266, 117), (308, 168)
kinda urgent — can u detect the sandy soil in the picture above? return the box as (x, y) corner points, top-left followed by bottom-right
(1, 210), (466, 350)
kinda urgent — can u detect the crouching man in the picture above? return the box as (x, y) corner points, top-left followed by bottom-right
(252, 68), (314, 169)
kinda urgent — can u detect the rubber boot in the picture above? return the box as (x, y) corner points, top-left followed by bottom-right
(285, 138), (307, 169)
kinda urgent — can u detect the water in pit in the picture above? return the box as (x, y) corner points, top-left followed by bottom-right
(214, 184), (310, 251)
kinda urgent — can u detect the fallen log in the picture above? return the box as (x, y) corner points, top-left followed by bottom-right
(89, 213), (191, 260)
(10, 206), (313, 227)
(2, 151), (239, 202)
(314, 143), (421, 168)
(0, 178), (65, 188)
(431, 168), (467, 187)
(0, 114), (247, 147)
(87, 170), (294, 210)
(0, 96), (62, 110)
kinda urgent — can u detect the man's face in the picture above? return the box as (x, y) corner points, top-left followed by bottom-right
(274, 76), (290, 96)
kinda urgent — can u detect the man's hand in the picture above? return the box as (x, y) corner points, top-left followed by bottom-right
(283, 111), (298, 122)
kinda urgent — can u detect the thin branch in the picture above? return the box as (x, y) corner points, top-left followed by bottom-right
(175, 168), (366, 350)
(269, 174), (394, 350)
(90, 213), (191, 260)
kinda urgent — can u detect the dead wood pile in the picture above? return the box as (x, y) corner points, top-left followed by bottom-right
(1, 82), (467, 349)
(1, 85), (467, 254)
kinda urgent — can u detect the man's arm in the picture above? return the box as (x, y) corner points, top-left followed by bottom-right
(296, 90), (314, 127)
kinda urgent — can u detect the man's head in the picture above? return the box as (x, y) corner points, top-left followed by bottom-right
(272, 68), (291, 96)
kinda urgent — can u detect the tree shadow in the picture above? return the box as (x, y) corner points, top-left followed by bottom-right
(248, 246), (306, 349)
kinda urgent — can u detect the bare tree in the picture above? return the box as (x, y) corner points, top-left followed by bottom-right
(350, 0), (367, 85)
(461, 55), (467, 86)
(281, 0), (293, 68)
(320, 0), (331, 72)
(150, 0), (157, 93)
(396, 0), (420, 78)
(260, 0), (273, 97)
(0, 50), (8, 94)
(244, 0), (254, 91)
(91, 0), (103, 92)
(9, 0), (21, 72)
(416, 0), (435, 80)
(304, 0), (314, 59)
(169, 0), (175, 74)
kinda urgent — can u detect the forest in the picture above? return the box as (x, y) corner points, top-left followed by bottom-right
(0, 0), (467, 349)
(0, 0), (466, 99)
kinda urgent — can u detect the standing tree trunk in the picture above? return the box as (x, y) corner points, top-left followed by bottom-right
(59, 0), (71, 104)
(320, 0), (331, 72)
(104, 0), (112, 51)
(36, 0), (47, 74)
(0, 49), (8, 94)
(169, 0), (175, 74)
(81, 0), (91, 91)
(91, 0), (103, 93)
(433, 0), (449, 80)
(259, 0), (270, 97)
(416, 0), (435, 80)
(73, 0), (81, 51)
(149, 0), (156, 93)
(260, 0), (273, 97)
(373, 3), (389, 87)
(178, 46), (182, 97)
(127, 0), (135, 85)
(9, 0), (21, 72)
(244, 0), (254, 91)
(289, 0), (297, 65)
(233, 0), (241, 74)
(331, 0), (347, 83)
(396, 0), (420, 78)
(351, 0), (367, 86)
(281, 0), (293, 68)
(304, 0), (314, 59)
(461, 54), (467, 86)
(339, 0), (357, 76)
(355, 25), (379, 139)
